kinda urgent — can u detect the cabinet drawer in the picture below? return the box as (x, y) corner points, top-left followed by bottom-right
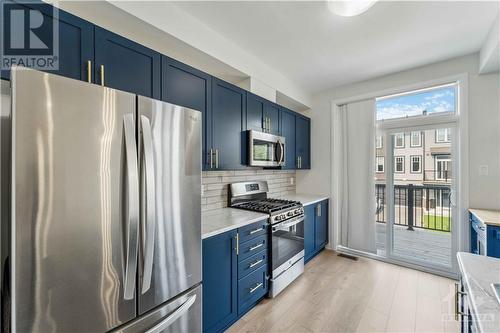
(239, 234), (267, 261)
(239, 220), (268, 244)
(238, 249), (267, 279)
(238, 265), (267, 313)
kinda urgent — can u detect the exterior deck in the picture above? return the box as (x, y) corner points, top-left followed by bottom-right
(375, 222), (452, 267)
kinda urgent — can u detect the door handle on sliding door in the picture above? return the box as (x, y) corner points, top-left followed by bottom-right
(123, 114), (140, 300)
(140, 115), (156, 294)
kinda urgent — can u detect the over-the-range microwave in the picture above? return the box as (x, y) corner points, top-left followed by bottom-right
(248, 130), (285, 167)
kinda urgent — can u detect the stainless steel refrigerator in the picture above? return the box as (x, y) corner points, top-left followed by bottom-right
(1, 67), (202, 332)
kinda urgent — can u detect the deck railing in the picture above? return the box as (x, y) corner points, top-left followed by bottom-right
(375, 184), (451, 232)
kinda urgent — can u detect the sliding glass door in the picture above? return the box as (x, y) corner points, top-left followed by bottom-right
(382, 127), (456, 271)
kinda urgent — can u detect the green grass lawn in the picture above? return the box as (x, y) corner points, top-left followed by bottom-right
(423, 214), (451, 232)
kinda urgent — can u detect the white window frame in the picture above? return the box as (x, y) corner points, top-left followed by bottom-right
(394, 156), (405, 173)
(435, 155), (451, 180)
(394, 133), (405, 148)
(376, 156), (385, 173)
(332, 73), (468, 279)
(410, 155), (422, 173)
(376, 135), (383, 149)
(410, 131), (422, 147)
(436, 128), (451, 143)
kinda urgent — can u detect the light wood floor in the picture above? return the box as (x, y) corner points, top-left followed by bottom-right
(227, 250), (460, 333)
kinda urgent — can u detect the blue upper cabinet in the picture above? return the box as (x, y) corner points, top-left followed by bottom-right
(296, 115), (311, 169)
(280, 108), (296, 169)
(210, 78), (246, 170)
(246, 93), (280, 135)
(202, 230), (238, 333)
(161, 56), (211, 169)
(1, 2), (94, 81)
(264, 102), (280, 135)
(246, 93), (265, 132)
(94, 27), (160, 98)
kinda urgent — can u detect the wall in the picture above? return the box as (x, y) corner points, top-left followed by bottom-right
(202, 170), (296, 211)
(297, 53), (500, 248)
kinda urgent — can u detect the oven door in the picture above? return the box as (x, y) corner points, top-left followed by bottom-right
(248, 130), (285, 167)
(271, 215), (305, 278)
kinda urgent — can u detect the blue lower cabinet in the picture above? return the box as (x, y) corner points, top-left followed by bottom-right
(203, 220), (269, 333)
(304, 199), (329, 263)
(238, 265), (268, 314)
(470, 211), (500, 258)
(202, 230), (238, 333)
(304, 204), (316, 262)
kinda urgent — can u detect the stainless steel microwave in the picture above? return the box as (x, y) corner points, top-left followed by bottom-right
(248, 130), (285, 167)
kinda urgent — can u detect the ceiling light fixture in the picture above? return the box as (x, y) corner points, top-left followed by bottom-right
(327, 0), (378, 17)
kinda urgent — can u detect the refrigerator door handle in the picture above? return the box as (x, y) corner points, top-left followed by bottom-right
(145, 294), (197, 333)
(123, 114), (140, 300)
(140, 115), (156, 294)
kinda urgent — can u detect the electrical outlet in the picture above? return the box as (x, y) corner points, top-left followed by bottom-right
(479, 165), (489, 176)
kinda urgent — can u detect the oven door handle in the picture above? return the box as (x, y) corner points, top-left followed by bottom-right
(275, 215), (304, 229)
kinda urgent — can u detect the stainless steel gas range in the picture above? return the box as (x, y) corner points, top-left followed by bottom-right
(229, 181), (305, 297)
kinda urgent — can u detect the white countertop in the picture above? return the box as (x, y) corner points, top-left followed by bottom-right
(457, 252), (500, 333)
(282, 193), (329, 206)
(470, 209), (500, 227)
(201, 208), (268, 239)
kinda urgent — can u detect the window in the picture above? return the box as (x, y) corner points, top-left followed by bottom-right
(376, 157), (384, 173)
(376, 83), (457, 121)
(410, 155), (421, 173)
(376, 136), (383, 149)
(436, 128), (451, 143)
(410, 131), (421, 147)
(435, 155), (451, 180)
(395, 156), (405, 173)
(394, 133), (405, 148)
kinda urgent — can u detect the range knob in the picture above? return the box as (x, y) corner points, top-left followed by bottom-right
(294, 208), (302, 215)
(287, 211), (293, 217)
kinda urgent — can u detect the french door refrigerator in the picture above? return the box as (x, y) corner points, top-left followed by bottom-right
(5, 67), (202, 332)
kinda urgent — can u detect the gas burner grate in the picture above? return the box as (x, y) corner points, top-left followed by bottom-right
(233, 197), (301, 214)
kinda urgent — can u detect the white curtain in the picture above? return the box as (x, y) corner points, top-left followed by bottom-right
(339, 99), (376, 253)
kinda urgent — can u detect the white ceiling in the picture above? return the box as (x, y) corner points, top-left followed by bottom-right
(174, 1), (499, 94)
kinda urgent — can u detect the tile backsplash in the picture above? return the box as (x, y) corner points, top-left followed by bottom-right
(202, 170), (296, 212)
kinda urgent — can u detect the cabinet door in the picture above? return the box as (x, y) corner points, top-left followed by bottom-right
(202, 230), (238, 333)
(211, 78), (246, 170)
(304, 204), (315, 262)
(314, 200), (328, 250)
(94, 27), (160, 98)
(161, 56), (211, 169)
(1, 2), (93, 81)
(264, 102), (280, 135)
(246, 93), (264, 132)
(280, 108), (296, 169)
(296, 115), (311, 169)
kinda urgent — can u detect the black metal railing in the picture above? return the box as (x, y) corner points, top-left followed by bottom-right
(375, 184), (451, 232)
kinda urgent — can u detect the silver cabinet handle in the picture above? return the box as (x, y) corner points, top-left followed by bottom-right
(215, 149), (219, 169)
(317, 204), (321, 217)
(100, 64), (105, 86)
(140, 115), (156, 294)
(87, 60), (92, 83)
(209, 148), (213, 169)
(123, 114), (140, 300)
(250, 283), (263, 294)
(249, 228), (262, 235)
(249, 259), (263, 268)
(249, 243), (264, 251)
(145, 294), (197, 333)
(235, 233), (239, 255)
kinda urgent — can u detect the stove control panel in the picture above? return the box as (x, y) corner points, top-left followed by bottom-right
(271, 207), (304, 224)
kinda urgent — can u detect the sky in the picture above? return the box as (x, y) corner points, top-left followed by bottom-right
(376, 86), (456, 120)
